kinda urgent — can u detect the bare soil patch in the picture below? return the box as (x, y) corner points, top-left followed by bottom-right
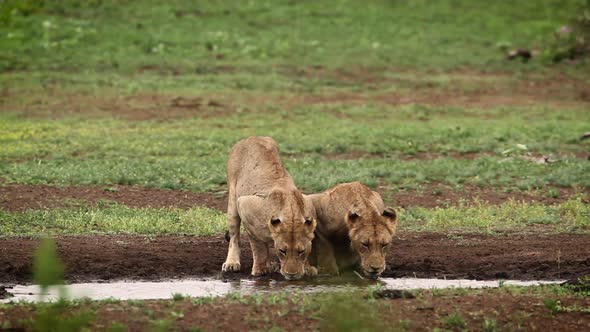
(0, 184), (227, 212)
(387, 183), (588, 209)
(2, 69), (589, 121)
(283, 67), (590, 109)
(0, 92), (234, 121)
(1, 233), (588, 284)
(1, 183), (585, 213)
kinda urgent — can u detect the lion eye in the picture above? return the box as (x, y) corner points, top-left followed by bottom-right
(278, 249), (287, 256)
(298, 249), (306, 256)
(361, 242), (369, 248)
(381, 243), (389, 249)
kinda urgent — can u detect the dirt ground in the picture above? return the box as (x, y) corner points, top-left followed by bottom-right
(1, 232), (589, 284)
(2, 69), (589, 121)
(1, 183), (586, 213)
(0, 184), (228, 212)
(1, 288), (589, 331)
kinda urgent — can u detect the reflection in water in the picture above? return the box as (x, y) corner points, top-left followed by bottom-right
(2, 276), (563, 303)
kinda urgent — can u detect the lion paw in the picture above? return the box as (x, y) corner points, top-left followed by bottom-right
(251, 265), (271, 277)
(269, 261), (280, 273)
(222, 261), (241, 272)
(305, 265), (318, 277)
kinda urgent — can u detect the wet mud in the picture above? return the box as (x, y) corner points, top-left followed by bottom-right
(1, 233), (588, 284)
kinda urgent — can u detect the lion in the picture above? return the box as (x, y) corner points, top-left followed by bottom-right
(307, 181), (397, 279)
(222, 136), (318, 280)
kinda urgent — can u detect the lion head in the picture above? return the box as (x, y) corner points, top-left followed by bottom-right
(345, 207), (397, 279)
(267, 189), (316, 280)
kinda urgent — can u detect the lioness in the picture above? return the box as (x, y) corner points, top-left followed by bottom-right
(308, 181), (397, 279)
(222, 136), (318, 280)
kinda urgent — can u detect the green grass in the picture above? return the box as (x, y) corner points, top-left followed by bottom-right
(1, 198), (587, 236)
(1, 1), (589, 240)
(0, 205), (225, 236)
(1, 0), (587, 72)
(2, 105), (589, 193)
(3, 105), (588, 161)
(401, 198), (590, 233)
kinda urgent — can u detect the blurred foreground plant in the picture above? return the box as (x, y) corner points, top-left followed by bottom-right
(31, 238), (94, 332)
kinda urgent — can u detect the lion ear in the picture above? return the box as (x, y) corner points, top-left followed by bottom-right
(382, 207), (398, 226)
(383, 207), (396, 219)
(304, 218), (316, 232)
(345, 211), (360, 225)
(269, 218), (281, 228)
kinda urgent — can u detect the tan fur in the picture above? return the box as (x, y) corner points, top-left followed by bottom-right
(222, 137), (318, 280)
(308, 182), (397, 278)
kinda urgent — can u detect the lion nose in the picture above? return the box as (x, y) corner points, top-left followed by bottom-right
(369, 265), (381, 272)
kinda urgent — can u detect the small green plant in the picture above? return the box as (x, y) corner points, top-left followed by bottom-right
(444, 313), (466, 330)
(562, 276), (590, 295)
(151, 319), (173, 332)
(366, 284), (385, 300)
(398, 319), (411, 331)
(546, 188), (561, 198)
(319, 292), (386, 332)
(191, 297), (215, 305)
(225, 291), (249, 304)
(544, 297), (590, 314)
(544, 299), (562, 314)
(266, 292), (289, 305)
(107, 322), (128, 332)
(171, 293), (187, 301)
(482, 318), (498, 332)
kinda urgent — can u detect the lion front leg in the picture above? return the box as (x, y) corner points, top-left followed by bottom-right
(222, 190), (241, 272)
(250, 238), (273, 276)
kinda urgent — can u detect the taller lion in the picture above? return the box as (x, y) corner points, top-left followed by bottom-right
(308, 181), (397, 279)
(222, 136), (318, 280)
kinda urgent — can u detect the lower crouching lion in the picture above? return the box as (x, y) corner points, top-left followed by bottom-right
(222, 136), (318, 280)
(308, 181), (397, 279)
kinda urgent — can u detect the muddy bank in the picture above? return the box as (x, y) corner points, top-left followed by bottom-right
(1, 183), (585, 213)
(1, 233), (588, 284)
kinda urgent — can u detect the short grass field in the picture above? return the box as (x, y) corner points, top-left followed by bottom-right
(1, 0), (590, 331)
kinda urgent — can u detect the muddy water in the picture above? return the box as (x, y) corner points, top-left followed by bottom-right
(2, 277), (563, 303)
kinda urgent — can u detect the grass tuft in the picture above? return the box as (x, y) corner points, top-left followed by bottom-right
(0, 205), (226, 236)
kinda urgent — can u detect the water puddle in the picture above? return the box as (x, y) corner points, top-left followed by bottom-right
(2, 277), (563, 303)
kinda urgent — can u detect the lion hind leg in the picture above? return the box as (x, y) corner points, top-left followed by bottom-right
(312, 232), (340, 276)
